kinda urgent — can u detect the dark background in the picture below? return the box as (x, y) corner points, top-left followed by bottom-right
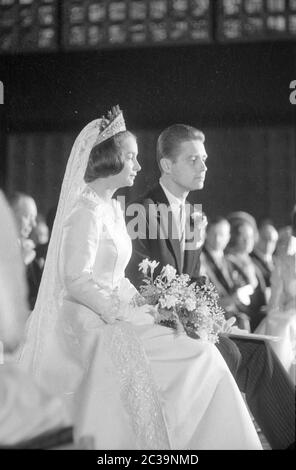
(0, 40), (295, 225)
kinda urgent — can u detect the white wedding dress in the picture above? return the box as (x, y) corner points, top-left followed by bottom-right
(44, 186), (261, 450)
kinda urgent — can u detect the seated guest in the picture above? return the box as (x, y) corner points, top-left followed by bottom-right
(201, 216), (251, 330)
(275, 225), (293, 258)
(251, 220), (278, 301)
(31, 213), (49, 246)
(30, 214), (49, 270)
(0, 191), (69, 446)
(256, 207), (296, 383)
(34, 205), (57, 271)
(226, 214), (267, 331)
(8, 192), (42, 310)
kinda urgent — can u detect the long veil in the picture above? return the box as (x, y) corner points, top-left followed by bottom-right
(19, 116), (171, 448)
(19, 119), (103, 393)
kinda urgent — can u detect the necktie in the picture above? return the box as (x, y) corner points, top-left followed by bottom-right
(179, 203), (186, 253)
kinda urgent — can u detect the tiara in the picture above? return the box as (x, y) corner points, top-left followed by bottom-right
(95, 105), (126, 145)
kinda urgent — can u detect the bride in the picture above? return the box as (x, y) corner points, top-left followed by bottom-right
(20, 106), (262, 450)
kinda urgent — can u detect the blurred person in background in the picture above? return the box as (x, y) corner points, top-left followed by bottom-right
(9, 192), (37, 264)
(201, 217), (251, 331)
(30, 214), (49, 270)
(31, 214), (49, 246)
(226, 214), (267, 331)
(256, 206), (296, 383)
(8, 192), (42, 311)
(0, 191), (69, 446)
(34, 205), (57, 272)
(251, 221), (278, 302)
(275, 225), (293, 258)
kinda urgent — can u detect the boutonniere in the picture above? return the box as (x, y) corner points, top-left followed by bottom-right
(191, 211), (208, 230)
(185, 212), (208, 249)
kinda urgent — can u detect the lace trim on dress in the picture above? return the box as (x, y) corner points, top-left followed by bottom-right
(81, 186), (104, 206)
(106, 322), (171, 450)
(81, 186), (121, 226)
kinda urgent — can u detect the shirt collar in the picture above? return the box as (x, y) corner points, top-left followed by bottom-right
(159, 179), (186, 207)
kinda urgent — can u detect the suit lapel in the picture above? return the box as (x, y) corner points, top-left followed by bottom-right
(149, 184), (183, 274)
(202, 247), (234, 293)
(251, 251), (272, 275)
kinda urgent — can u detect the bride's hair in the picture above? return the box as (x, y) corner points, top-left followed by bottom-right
(84, 130), (136, 182)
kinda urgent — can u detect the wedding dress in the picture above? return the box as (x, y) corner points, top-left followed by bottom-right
(256, 239), (296, 384)
(55, 186), (260, 450)
(19, 115), (261, 450)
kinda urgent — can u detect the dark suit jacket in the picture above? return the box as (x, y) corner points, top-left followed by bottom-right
(250, 250), (273, 287)
(201, 246), (236, 296)
(126, 183), (201, 289)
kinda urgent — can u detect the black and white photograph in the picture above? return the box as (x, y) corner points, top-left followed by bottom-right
(0, 0), (295, 455)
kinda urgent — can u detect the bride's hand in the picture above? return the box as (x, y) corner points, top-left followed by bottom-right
(100, 291), (121, 324)
(138, 304), (158, 318)
(128, 304), (156, 325)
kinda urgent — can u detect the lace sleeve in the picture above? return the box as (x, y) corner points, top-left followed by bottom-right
(60, 202), (119, 323)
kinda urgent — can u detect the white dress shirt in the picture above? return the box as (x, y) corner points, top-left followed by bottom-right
(159, 180), (186, 243)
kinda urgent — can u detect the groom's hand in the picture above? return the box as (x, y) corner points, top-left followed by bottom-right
(219, 317), (237, 334)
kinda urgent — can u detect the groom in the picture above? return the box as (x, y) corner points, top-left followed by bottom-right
(126, 124), (295, 450)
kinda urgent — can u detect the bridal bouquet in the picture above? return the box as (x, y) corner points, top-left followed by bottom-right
(138, 259), (227, 344)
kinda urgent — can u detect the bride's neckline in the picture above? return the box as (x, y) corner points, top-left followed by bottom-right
(82, 185), (116, 208)
(81, 186), (121, 225)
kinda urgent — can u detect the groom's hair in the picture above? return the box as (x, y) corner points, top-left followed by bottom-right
(206, 216), (229, 231)
(156, 124), (205, 172)
(84, 130), (136, 182)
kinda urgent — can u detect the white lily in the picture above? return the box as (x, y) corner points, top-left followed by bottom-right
(149, 260), (160, 277)
(161, 265), (177, 283)
(138, 258), (150, 276)
(139, 258), (159, 278)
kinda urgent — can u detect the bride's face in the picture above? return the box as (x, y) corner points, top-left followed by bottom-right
(116, 135), (141, 187)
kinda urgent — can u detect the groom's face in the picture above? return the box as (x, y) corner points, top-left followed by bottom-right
(169, 139), (207, 192)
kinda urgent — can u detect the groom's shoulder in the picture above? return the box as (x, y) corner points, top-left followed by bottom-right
(132, 183), (161, 206)
(126, 191), (154, 221)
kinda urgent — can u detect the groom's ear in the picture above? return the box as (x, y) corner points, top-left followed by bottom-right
(159, 158), (172, 174)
